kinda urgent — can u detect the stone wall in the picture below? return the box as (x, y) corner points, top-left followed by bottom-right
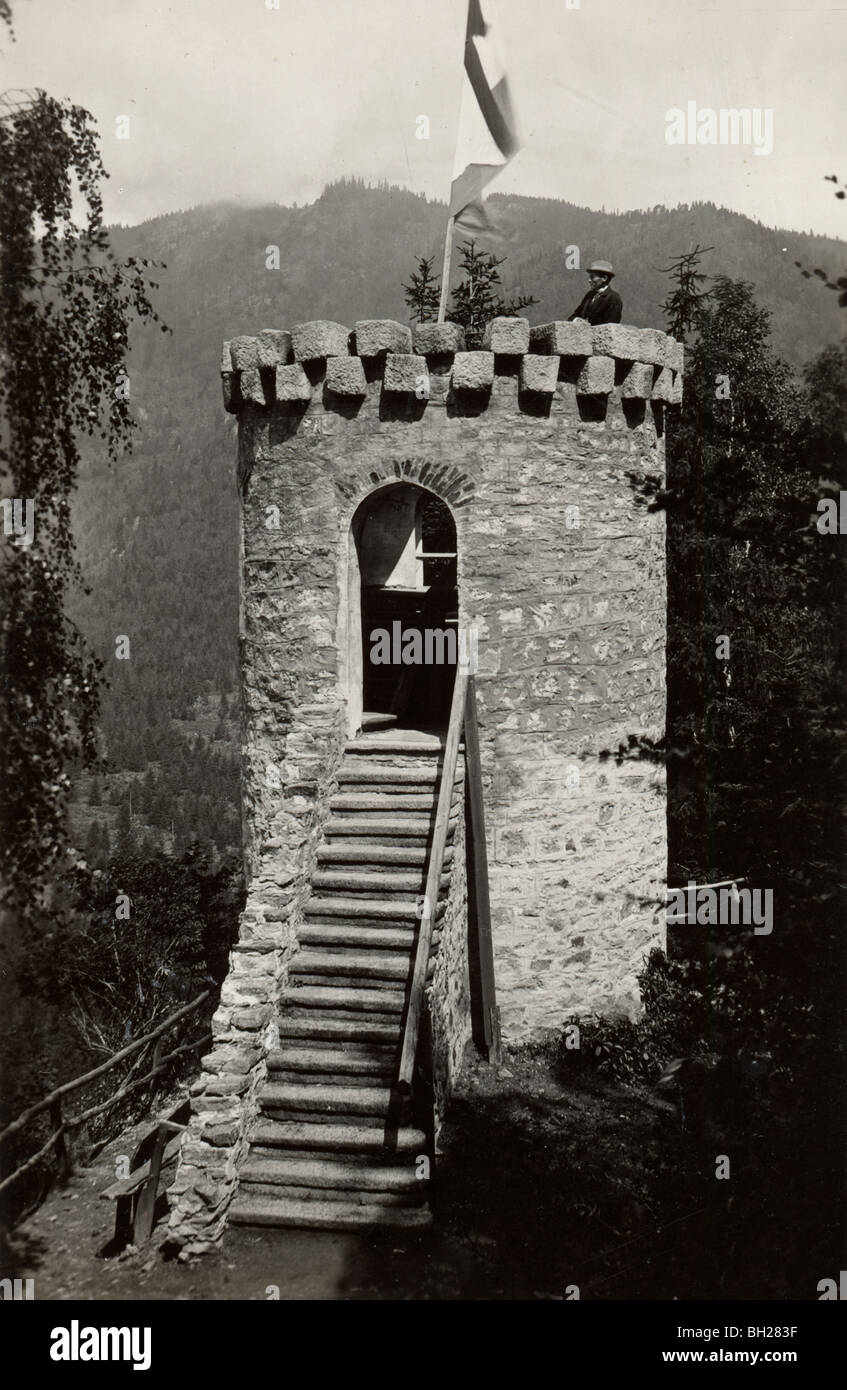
(427, 762), (471, 1140)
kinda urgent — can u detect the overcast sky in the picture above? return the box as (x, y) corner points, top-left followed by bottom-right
(1, 0), (844, 237)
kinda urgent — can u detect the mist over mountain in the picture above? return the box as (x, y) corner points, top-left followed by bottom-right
(68, 178), (847, 852)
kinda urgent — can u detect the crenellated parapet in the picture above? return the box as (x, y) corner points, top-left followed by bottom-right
(221, 316), (684, 414)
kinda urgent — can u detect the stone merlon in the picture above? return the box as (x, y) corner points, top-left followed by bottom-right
(221, 317), (684, 413)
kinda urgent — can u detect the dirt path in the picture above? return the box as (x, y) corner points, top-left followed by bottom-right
(10, 1046), (791, 1301)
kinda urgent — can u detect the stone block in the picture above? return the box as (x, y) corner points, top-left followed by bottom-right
(274, 364), (312, 403)
(221, 341), (232, 373)
(664, 337), (684, 373)
(221, 371), (238, 413)
(230, 335), (259, 371)
(635, 328), (669, 366)
(452, 351), (495, 392)
(669, 370), (683, 406)
(257, 329), (292, 368)
(240, 368), (265, 406)
(383, 352), (428, 395)
(354, 319), (412, 356)
(204, 1074), (250, 1097)
(291, 320), (350, 361)
(621, 362), (654, 399)
(576, 355), (614, 394)
(530, 320), (592, 356)
(519, 354), (559, 394)
(412, 321), (466, 354)
(483, 316), (530, 354)
(591, 324), (646, 361)
(325, 355), (367, 397)
(201, 1122), (239, 1147)
(651, 367), (675, 403)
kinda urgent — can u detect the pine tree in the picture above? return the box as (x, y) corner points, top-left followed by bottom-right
(659, 244), (714, 340)
(402, 255), (441, 323)
(448, 240), (539, 348)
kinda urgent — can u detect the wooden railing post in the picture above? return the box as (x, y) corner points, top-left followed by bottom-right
(49, 1097), (72, 1180)
(463, 675), (501, 1062)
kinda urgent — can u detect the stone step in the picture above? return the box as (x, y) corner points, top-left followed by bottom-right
(291, 950), (412, 981)
(276, 1016), (402, 1046)
(260, 1082), (397, 1117)
(251, 1118), (426, 1154)
(337, 765), (440, 785)
(317, 844), (450, 867)
(330, 793), (439, 812)
(304, 896), (437, 921)
(238, 1181), (424, 1208)
(279, 1004), (402, 1029)
(345, 740), (444, 756)
(268, 1047), (396, 1078)
(229, 1194), (432, 1231)
(323, 817), (437, 838)
(312, 869), (439, 894)
(291, 973), (417, 994)
(241, 1155), (422, 1192)
(281, 984), (406, 1013)
(299, 922), (416, 950)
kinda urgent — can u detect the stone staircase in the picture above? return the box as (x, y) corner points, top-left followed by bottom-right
(230, 720), (458, 1232)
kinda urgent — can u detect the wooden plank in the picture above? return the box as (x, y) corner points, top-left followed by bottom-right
(100, 1135), (183, 1201)
(132, 1124), (168, 1243)
(464, 675), (501, 1062)
(396, 667), (468, 1090)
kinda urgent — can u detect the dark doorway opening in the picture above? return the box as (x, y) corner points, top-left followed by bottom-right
(352, 484), (458, 732)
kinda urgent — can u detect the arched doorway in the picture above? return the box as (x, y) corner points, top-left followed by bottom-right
(345, 483), (458, 737)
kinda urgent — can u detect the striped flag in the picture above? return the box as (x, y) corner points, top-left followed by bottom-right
(449, 0), (519, 234)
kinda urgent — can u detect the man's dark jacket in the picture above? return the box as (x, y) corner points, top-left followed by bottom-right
(568, 287), (623, 325)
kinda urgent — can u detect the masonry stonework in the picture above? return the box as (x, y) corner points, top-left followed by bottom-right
(167, 315), (681, 1252)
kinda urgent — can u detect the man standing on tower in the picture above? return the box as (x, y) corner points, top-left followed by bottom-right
(568, 259), (623, 324)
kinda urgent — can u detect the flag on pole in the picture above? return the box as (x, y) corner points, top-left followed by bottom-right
(449, 0), (519, 234)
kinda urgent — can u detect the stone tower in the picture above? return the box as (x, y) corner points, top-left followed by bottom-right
(168, 314), (683, 1252)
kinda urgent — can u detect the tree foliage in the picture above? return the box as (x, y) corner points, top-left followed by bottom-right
(0, 88), (164, 919)
(402, 254), (441, 322)
(17, 846), (242, 1057)
(401, 239), (539, 345)
(658, 243), (713, 339)
(449, 240), (539, 347)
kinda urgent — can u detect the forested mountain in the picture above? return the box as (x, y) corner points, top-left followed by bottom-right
(67, 179), (847, 854)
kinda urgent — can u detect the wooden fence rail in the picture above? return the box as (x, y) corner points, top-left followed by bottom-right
(0, 991), (210, 1197)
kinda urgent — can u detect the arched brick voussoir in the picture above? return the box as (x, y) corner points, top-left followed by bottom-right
(335, 456), (475, 511)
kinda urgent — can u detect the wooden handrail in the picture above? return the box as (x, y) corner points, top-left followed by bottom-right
(463, 674), (501, 1062)
(396, 665), (468, 1091)
(0, 991), (210, 1147)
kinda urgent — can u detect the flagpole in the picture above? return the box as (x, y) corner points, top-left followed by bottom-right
(437, 215), (455, 323)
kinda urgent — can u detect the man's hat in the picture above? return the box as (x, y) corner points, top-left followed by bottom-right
(587, 259), (615, 277)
